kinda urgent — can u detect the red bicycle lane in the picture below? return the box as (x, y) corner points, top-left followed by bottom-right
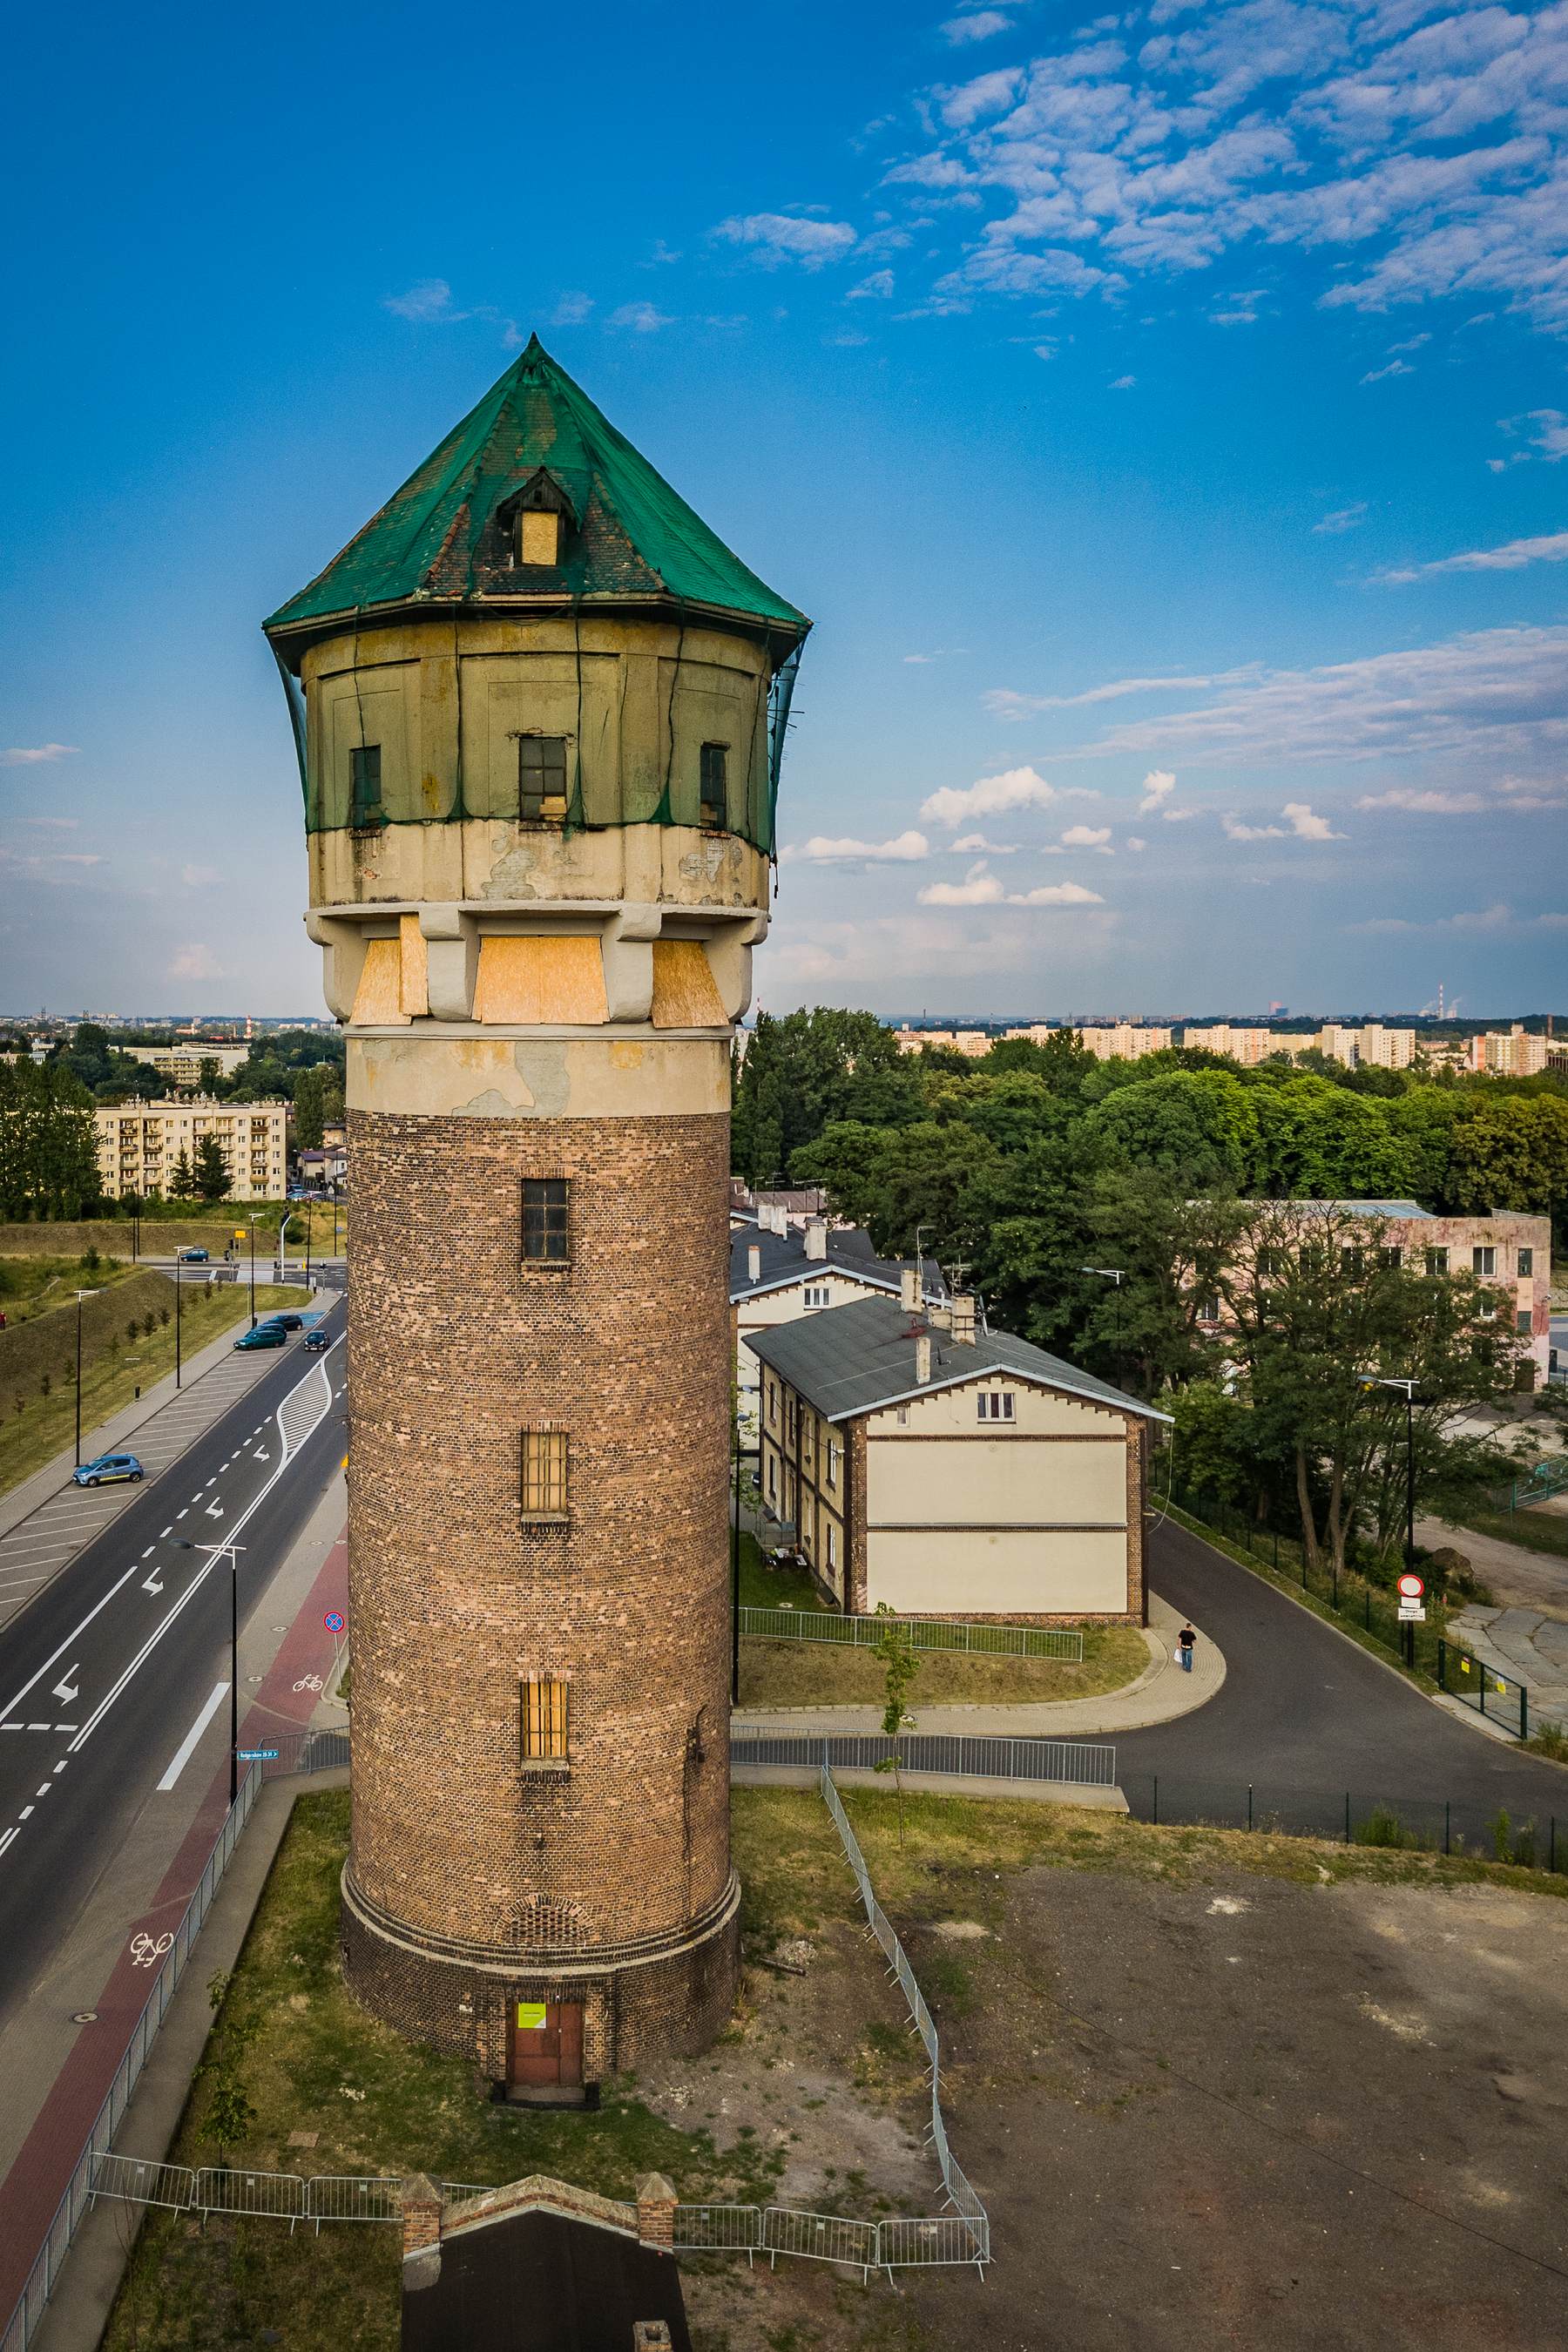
(0, 1533), (348, 2318)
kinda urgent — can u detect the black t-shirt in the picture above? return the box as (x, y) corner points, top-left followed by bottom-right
(1179, 1627), (1196, 1649)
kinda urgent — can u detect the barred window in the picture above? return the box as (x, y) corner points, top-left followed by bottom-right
(520, 1429), (568, 1517)
(700, 742), (727, 829)
(349, 743), (382, 828)
(521, 1676), (569, 1762)
(519, 735), (568, 821)
(521, 1178), (569, 1264)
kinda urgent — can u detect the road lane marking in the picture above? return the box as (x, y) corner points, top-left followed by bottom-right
(0, 1830), (16, 1856)
(35, 1785), (50, 1798)
(175, 1509), (187, 1519)
(157, 1683), (231, 1792)
(17, 1808), (31, 1820)
(159, 1527), (172, 1538)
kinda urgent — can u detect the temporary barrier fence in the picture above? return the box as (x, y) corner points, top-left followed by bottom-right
(740, 1606), (1083, 1662)
(193, 2167), (306, 2227)
(733, 1725), (1116, 1790)
(1436, 1638), (1530, 1741)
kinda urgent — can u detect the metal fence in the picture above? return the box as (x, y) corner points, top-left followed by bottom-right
(1436, 1637), (1530, 1740)
(1119, 1770), (1566, 1872)
(1, 1759), (264, 2352)
(733, 1725), (1117, 1789)
(740, 1605), (1083, 1662)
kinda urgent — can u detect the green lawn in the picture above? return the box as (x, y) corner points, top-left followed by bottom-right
(737, 1621), (1151, 1709)
(736, 1528), (828, 1612)
(0, 1253), (142, 1328)
(1461, 1507), (1568, 1564)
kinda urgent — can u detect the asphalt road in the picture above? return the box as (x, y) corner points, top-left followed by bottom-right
(1128, 1516), (1568, 1846)
(0, 1300), (347, 2027)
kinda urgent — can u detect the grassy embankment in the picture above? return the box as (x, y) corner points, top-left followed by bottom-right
(0, 1273), (315, 1498)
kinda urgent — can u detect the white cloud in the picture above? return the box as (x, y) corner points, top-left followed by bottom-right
(952, 832), (1017, 853)
(179, 862), (220, 888)
(942, 10), (1011, 45)
(3, 743), (78, 765)
(168, 944), (224, 981)
(1109, 373), (1137, 389)
(781, 830), (931, 864)
(1497, 409), (1568, 463)
(917, 859), (1105, 908)
(713, 213), (857, 268)
(919, 860), (1008, 905)
(1314, 503), (1367, 535)
(550, 292), (595, 326)
(1355, 787), (1489, 812)
(1061, 823), (1112, 850)
(1375, 530), (1568, 584)
(384, 279), (456, 322)
(1138, 768), (1176, 814)
(607, 301), (672, 333)
(1162, 806), (1200, 821)
(921, 765), (1058, 824)
(1223, 814), (1285, 841)
(985, 673), (1233, 717)
(1010, 880), (1106, 906)
(1125, 835), (1147, 852)
(1081, 625), (1568, 773)
(1281, 801), (1344, 841)
(847, 269), (896, 300)
(1361, 359), (1414, 385)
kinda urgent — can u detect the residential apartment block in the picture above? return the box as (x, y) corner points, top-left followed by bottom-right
(93, 1098), (288, 1201)
(132, 1044), (252, 1085)
(731, 1215), (938, 1447)
(1467, 1026), (1549, 1077)
(749, 1281), (1166, 1623)
(1005, 1023), (1174, 1060)
(1195, 1200), (1552, 1384)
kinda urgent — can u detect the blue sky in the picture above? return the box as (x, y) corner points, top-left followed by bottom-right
(3, 0), (1567, 1019)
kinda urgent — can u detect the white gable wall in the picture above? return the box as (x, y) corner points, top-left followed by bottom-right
(863, 1371), (1132, 1617)
(735, 1270), (891, 1444)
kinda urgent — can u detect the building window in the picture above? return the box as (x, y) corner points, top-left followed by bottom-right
(1425, 1247), (1449, 1277)
(520, 1429), (569, 1518)
(827, 1439), (841, 1489)
(1380, 1246), (1402, 1270)
(1473, 1245), (1497, 1278)
(977, 1392), (1016, 1423)
(896, 1406), (909, 1425)
(517, 508), (560, 567)
(803, 1284), (829, 1309)
(520, 1677), (569, 1763)
(767, 1379), (778, 1428)
(700, 743), (727, 830)
(349, 743), (383, 828)
(1341, 1246), (1364, 1278)
(1517, 1308), (1534, 1334)
(827, 1522), (838, 1574)
(767, 1454), (777, 1503)
(521, 1178), (570, 1265)
(1518, 1247), (1534, 1277)
(1198, 1295), (1221, 1324)
(519, 735), (569, 822)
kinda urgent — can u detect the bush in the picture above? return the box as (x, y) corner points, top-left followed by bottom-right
(1353, 1804), (1424, 1851)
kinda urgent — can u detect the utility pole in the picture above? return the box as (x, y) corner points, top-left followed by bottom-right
(1358, 1375), (1420, 1667)
(72, 1288), (101, 1467)
(173, 1538), (247, 1803)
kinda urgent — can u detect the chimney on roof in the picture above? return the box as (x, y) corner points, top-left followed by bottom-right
(804, 1220), (828, 1261)
(952, 1294), (977, 1346)
(915, 1332), (933, 1385)
(747, 1244), (761, 1283)
(900, 1267), (921, 1313)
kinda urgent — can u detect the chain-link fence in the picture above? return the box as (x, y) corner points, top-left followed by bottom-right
(740, 1606), (1083, 1661)
(733, 1725), (1115, 1790)
(1119, 1770), (1565, 1873)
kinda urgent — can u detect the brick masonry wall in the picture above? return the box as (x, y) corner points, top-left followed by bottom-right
(343, 1098), (736, 2066)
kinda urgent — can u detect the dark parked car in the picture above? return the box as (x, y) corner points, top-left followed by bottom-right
(233, 1325), (287, 1352)
(303, 1328), (331, 1354)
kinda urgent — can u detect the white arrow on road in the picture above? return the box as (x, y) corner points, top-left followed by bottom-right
(253, 1449), (269, 1463)
(205, 1501), (224, 1518)
(142, 1569), (164, 1595)
(52, 1666), (79, 1706)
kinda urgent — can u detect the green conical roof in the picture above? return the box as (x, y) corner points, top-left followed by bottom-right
(265, 335), (809, 645)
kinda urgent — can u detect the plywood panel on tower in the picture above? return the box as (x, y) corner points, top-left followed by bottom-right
(351, 936), (410, 1026)
(398, 914), (429, 1018)
(650, 939), (727, 1030)
(473, 935), (609, 1026)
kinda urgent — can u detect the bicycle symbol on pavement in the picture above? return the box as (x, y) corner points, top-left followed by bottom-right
(129, 1931), (173, 1969)
(292, 1673), (325, 1695)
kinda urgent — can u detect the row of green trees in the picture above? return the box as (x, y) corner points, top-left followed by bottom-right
(0, 1059), (265, 1218)
(40, 1024), (344, 1123)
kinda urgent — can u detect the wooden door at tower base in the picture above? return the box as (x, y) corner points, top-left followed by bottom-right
(508, 1998), (584, 2087)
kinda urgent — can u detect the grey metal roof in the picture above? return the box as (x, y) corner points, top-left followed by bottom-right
(744, 1293), (1169, 1424)
(729, 1222), (942, 1304)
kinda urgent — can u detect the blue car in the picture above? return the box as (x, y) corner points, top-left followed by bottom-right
(74, 1452), (144, 1488)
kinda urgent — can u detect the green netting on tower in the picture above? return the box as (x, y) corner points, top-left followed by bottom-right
(265, 337), (808, 857)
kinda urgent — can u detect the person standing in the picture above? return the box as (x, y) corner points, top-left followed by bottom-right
(1178, 1623), (1197, 1673)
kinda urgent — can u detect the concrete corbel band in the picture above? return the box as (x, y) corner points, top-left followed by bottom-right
(305, 900), (767, 1030)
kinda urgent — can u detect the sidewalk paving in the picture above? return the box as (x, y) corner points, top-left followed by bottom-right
(732, 1591), (1224, 1741)
(0, 1280), (328, 1637)
(1419, 1512), (1568, 1728)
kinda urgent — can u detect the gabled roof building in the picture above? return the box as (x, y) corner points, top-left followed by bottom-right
(747, 1287), (1166, 1624)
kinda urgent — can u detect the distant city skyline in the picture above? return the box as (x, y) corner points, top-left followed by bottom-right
(4, 2), (1568, 1014)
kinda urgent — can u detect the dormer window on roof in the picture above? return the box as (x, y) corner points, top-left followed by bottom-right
(500, 468), (577, 571)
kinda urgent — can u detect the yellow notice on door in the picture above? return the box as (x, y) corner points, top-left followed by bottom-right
(515, 2002), (547, 2031)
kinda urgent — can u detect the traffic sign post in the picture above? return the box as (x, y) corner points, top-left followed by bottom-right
(1396, 1573), (1425, 1659)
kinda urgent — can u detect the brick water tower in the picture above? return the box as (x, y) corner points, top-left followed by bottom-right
(264, 339), (808, 2090)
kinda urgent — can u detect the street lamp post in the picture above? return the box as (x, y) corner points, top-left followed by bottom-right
(731, 1399), (742, 1707)
(174, 1258), (183, 1390)
(248, 1213), (262, 1329)
(1358, 1374), (1419, 1666)
(174, 1537), (247, 1804)
(73, 1288), (101, 1468)
(1080, 1266), (1127, 1388)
